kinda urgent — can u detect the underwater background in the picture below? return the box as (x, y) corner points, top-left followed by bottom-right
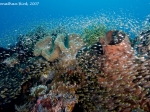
(0, 0), (150, 47)
(0, 0), (150, 112)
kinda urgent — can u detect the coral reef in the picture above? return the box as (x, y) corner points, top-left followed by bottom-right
(96, 31), (150, 111)
(0, 62), (40, 105)
(62, 70), (101, 111)
(32, 82), (78, 112)
(55, 33), (84, 68)
(34, 33), (84, 68)
(2, 53), (19, 67)
(134, 30), (150, 58)
(82, 24), (106, 46)
(40, 70), (54, 84)
(30, 85), (48, 97)
(1, 25), (150, 112)
(33, 36), (60, 61)
(0, 47), (16, 63)
(0, 56), (53, 109)
(15, 102), (33, 112)
(76, 30), (150, 111)
(33, 26), (69, 62)
(18, 26), (47, 51)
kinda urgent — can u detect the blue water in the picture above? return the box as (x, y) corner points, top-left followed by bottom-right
(0, 0), (150, 47)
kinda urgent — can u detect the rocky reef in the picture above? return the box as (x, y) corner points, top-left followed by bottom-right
(0, 25), (150, 112)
